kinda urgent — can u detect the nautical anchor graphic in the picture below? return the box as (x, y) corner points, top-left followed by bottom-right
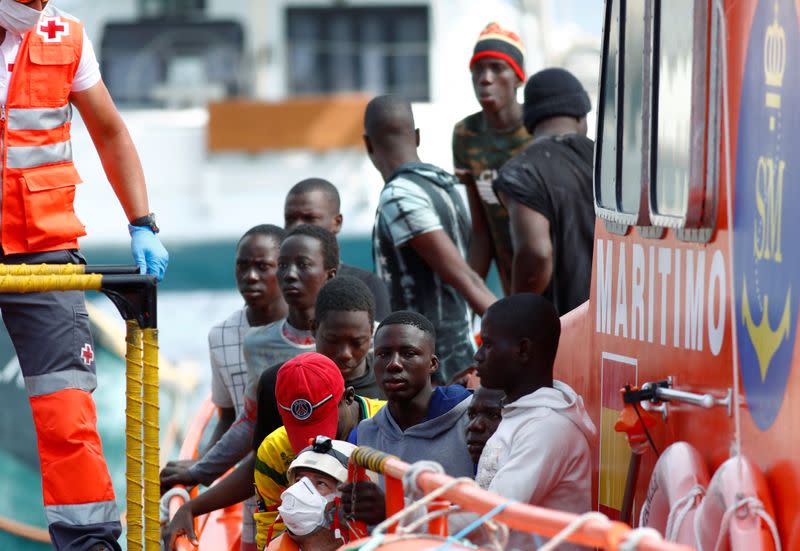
(733, 0), (799, 430)
(741, 277), (791, 381)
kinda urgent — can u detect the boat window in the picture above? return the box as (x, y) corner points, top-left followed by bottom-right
(621, 0), (646, 215)
(596, 0), (619, 214)
(649, 0), (719, 240)
(594, 0), (649, 232)
(286, 6), (430, 102)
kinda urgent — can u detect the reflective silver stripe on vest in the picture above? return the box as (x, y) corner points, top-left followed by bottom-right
(45, 500), (120, 527)
(7, 139), (72, 169)
(7, 104), (72, 131)
(25, 370), (97, 397)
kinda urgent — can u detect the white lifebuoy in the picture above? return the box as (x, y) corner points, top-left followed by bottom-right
(639, 442), (709, 544)
(693, 456), (781, 551)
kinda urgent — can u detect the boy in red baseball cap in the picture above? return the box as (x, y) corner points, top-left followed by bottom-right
(161, 352), (384, 550)
(255, 353), (383, 547)
(274, 352), (345, 453)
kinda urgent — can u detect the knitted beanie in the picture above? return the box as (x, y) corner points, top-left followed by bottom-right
(523, 67), (591, 132)
(470, 22), (526, 81)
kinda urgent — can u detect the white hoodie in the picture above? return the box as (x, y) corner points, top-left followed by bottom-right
(476, 380), (597, 550)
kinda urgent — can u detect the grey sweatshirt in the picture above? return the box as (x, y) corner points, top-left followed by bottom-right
(356, 387), (474, 479)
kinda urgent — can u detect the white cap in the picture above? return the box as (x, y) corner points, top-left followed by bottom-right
(288, 436), (356, 484)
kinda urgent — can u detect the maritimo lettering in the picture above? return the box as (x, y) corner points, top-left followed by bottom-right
(595, 240), (726, 356)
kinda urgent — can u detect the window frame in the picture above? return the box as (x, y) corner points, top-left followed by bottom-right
(594, 0), (626, 230)
(648, 0), (719, 241)
(594, 0), (720, 241)
(594, 0), (652, 234)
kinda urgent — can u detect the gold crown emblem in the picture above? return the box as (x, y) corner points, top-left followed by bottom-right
(765, 3), (786, 88)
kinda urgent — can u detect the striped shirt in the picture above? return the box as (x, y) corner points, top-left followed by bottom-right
(373, 163), (476, 382)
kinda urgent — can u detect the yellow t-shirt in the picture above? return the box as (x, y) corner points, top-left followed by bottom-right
(253, 396), (385, 549)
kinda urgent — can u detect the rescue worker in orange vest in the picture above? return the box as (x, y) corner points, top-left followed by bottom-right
(0, 1), (168, 550)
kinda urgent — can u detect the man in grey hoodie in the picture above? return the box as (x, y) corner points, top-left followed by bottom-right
(474, 293), (597, 550)
(364, 95), (497, 382)
(341, 311), (474, 525)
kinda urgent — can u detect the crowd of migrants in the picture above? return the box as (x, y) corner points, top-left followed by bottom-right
(160, 23), (597, 551)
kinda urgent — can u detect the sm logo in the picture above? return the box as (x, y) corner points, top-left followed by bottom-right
(734, 0), (800, 430)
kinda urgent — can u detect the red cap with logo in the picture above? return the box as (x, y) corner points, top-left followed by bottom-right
(276, 352), (345, 454)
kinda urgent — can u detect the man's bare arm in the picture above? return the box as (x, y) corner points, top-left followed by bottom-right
(463, 181), (494, 279)
(162, 454), (255, 549)
(70, 81), (149, 221)
(407, 229), (496, 315)
(201, 407), (236, 456)
(502, 191), (553, 294)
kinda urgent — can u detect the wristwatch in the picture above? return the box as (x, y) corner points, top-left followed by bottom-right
(130, 213), (160, 233)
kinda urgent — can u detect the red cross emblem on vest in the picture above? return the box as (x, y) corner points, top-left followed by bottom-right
(80, 343), (94, 366)
(37, 16), (70, 43)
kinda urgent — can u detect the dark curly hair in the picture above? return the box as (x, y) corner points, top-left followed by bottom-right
(283, 224), (340, 271)
(237, 224), (285, 246)
(376, 310), (436, 343)
(315, 276), (375, 326)
(288, 178), (341, 212)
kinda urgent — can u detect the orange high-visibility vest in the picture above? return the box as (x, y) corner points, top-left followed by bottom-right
(2, 13), (85, 254)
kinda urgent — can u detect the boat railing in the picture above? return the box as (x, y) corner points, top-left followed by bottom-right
(346, 446), (694, 550)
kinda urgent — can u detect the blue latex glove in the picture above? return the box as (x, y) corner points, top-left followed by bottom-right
(129, 225), (169, 282)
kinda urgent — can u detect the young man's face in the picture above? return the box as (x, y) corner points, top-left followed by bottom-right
(284, 190), (343, 234)
(315, 311), (373, 380)
(465, 388), (503, 463)
(474, 310), (516, 390)
(235, 234), (282, 311)
(471, 58), (521, 114)
(277, 235), (335, 309)
(373, 324), (437, 402)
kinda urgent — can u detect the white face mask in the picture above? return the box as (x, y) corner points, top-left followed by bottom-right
(278, 477), (330, 537)
(0, 0), (43, 35)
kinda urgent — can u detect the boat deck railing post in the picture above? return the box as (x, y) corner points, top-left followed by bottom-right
(0, 265), (159, 551)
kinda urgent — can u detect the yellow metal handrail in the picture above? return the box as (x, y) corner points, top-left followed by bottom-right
(0, 273), (103, 292)
(142, 327), (160, 549)
(126, 322), (144, 551)
(0, 263), (87, 275)
(0, 266), (159, 551)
